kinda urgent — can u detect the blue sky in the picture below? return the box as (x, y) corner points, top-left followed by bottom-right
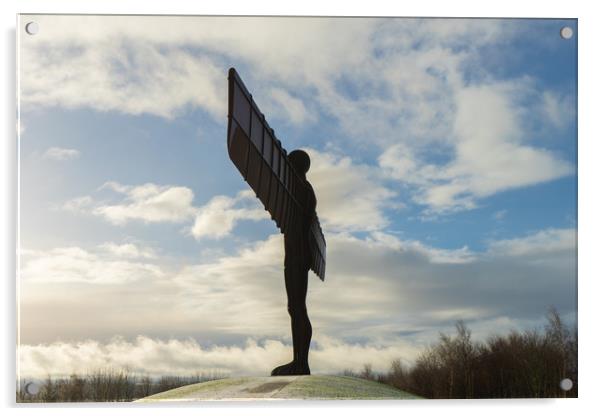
(18, 16), (576, 378)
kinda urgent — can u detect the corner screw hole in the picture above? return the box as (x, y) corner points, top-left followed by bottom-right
(25, 22), (39, 35)
(560, 26), (573, 40)
(559, 378), (573, 391)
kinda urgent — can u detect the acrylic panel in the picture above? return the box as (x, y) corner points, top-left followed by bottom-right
(17, 15), (577, 402)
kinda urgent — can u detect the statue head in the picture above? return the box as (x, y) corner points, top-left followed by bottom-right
(288, 149), (311, 175)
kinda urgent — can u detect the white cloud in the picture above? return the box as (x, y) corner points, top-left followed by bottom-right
(310, 228), (576, 343)
(20, 244), (163, 284)
(367, 231), (476, 264)
(19, 16), (502, 131)
(61, 145), (397, 236)
(541, 91), (575, 129)
(98, 181), (131, 193)
(99, 242), (157, 259)
(62, 183), (267, 239)
(191, 191), (269, 240)
(22, 37), (225, 120)
(19, 227), (576, 350)
(62, 196), (93, 213)
(18, 226), (576, 378)
(21, 16), (574, 214)
(447, 84), (573, 201)
(379, 83), (574, 213)
(64, 183), (270, 238)
(268, 88), (314, 125)
(378, 144), (418, 181)
(190, 148), (399, 238)
(306, 149), (397, 232)
(18, 335), (421, 379)
(487, 228), (576, 258)
(42, 147), (80, 161)
(170, 234), (288, 337)
(93, 182), (197, 225)
(19, 16), (376, 121)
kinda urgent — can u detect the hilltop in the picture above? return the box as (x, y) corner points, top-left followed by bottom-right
(136, 375), (421, 401)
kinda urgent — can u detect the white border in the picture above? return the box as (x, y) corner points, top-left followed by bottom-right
(3, 1), (601, 415)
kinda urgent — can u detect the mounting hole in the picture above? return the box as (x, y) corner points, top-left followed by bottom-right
(560, 26), (573, 40)
(559, 378), (573, 391)
(25, 21), (39, 35)
(25, 381), (40, 395)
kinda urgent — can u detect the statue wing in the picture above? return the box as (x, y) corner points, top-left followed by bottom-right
(226, 68), (326, 280)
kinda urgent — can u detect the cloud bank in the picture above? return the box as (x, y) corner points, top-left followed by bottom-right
(61, 146), (399, 236)
(19, 336), (417, 379)
(19, 227), (576, 347)
(18, 335), (421, 380)
(20, 16), (575, 214)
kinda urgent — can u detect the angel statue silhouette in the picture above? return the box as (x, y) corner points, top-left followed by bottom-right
(226, 68), (326, 375)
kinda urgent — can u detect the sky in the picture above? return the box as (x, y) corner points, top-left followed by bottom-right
(17, 15), (577, 379)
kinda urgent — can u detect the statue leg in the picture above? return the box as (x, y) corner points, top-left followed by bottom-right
(271, 265), (312, 376)
(291, 267), (311, 374)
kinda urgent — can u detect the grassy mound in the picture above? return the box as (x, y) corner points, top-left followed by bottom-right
(137, 375), (421, 401)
